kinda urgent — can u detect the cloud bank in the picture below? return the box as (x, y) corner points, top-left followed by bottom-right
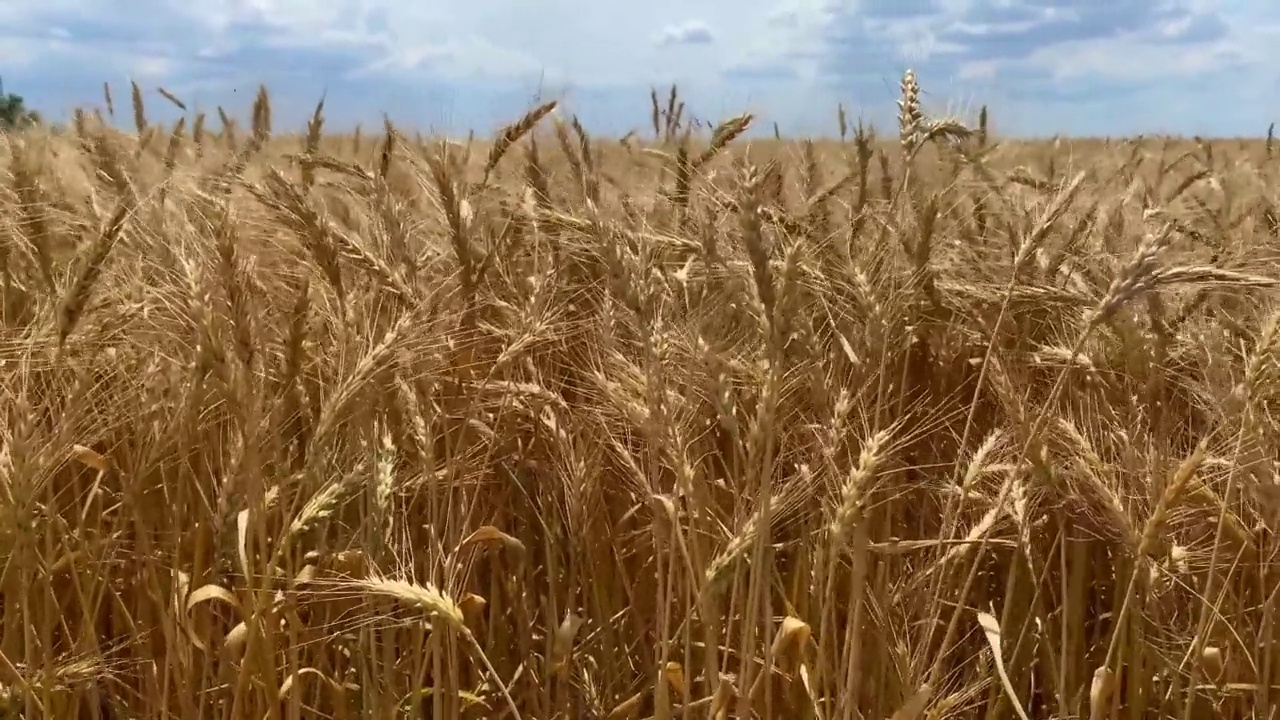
(0, 0), (1276, 137)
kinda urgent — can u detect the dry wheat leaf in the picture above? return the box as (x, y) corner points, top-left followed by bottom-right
(890, 682), (933, 720)
(235, 508), (251, 578)
(223, 621), (248, 660)
(279, 667), (357, 702)
(398, 686), (488, 711)
(458, 525), (526, 556)
(459, 592), (487, 620)
(664, 661), (686, 694)
(184, 584), (242, 651)
(548, 611), (585, 674)
(606, 690), (645, 720)
(976, 610), (1031, 720)
(770, 615), (812, 661)
(185, 584), (240, 616)
(1089, 666), (1115, 720)
(797, 665), (823, 720)
(70, 443), (108, 471)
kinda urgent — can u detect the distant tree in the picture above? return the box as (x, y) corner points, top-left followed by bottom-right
(0, 92), (40, 130)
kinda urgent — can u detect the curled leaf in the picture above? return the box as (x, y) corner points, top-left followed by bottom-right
(459, 592), (487, 622)
(223, 621), (248, 660)
(459, 526), (526, 557)
(664, 662), (686, 694)
(185, 584), (241, 652)
(891, 683), (933, 720)
(1089, 667), (1115, 720)
(770, 615), (812, 666)
(548, 612), (585, 674)
(280, 667), (357, 701)
(1201, 646), (1224, 683)
(70, 444), (108, 471)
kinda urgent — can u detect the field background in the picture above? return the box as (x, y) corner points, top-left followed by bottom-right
(1, 79), (1280, 719)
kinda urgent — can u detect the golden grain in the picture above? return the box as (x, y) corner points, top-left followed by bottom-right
(0, 79), (1276, 719)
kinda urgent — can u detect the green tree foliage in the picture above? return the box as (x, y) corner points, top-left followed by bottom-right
(0, 92), (40, 130)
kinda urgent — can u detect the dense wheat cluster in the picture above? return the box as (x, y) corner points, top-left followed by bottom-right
(2, 74), (1280, 719)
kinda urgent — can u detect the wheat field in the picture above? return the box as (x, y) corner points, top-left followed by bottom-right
(0, 73), (1279, 719)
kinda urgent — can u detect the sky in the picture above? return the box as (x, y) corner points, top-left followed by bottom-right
(0, 0), (1278, 139)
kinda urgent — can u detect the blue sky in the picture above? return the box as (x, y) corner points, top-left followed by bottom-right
(1, 0), (1277, 138)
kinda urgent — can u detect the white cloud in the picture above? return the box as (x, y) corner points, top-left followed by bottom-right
(352, 36), (549, 83)
(0, 0), (1274, 137)
(656, 21), (716, 47)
